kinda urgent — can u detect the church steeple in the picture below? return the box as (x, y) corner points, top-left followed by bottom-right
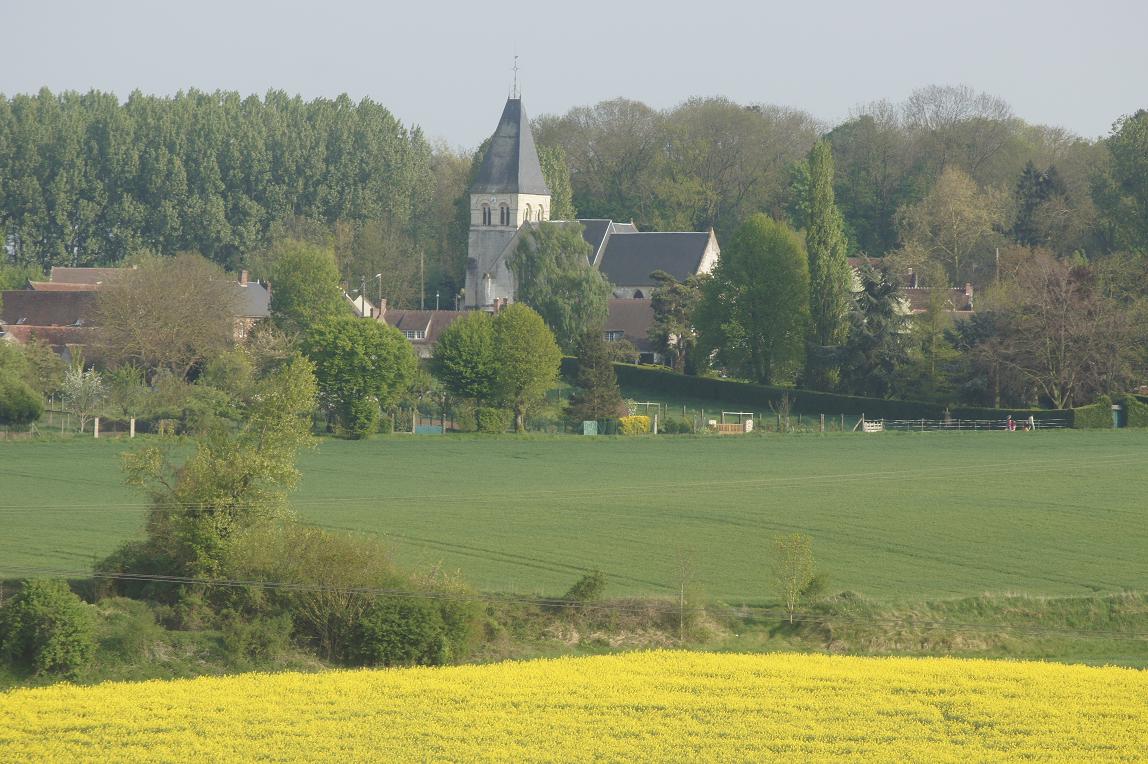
(471, 98), (550, 196)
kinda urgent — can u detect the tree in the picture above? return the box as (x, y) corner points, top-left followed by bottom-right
(61, 364), (106, 432)
(1013, 161), (1066, 247)
(838, 265), (911, 398)
(1093, 110), (1148, 252)
(491, 304), (562, 432)
(509, 222), (609, 352)
(648, 270), (703, 374)
(263, 238), (346, 332)
(567, 331), (626, 422)
(301, 317), (418, 438)
(538, 145), (576, 220)
(95, 252), (240, 379)
(894, 166), (1009, 284)
(0, 373), (43, 426)
(107, 352), (318, 580)
(0, 579), (96, 679)
(694, 214), (809, 384)
(431, 311), (498, 415)
(771, 533), (815, 625)
(804, 140), (854, 390)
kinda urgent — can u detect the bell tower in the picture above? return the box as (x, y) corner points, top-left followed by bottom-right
(464, 97), (551, 309)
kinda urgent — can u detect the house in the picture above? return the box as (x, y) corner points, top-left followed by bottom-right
(604, 298), (661, 364)
(0, 266), (271, 352)
(463, 95), (720, 308)
(846, 258), (975, 316)
(381, 304), (467, 359)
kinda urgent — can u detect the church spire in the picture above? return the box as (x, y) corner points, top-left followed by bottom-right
(470, 97), (549, 196)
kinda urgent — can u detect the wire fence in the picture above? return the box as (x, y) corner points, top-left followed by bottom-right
(877, 417), (1073, 432)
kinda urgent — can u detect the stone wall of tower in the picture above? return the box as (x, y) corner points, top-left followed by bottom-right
(463, 192), (551, 309)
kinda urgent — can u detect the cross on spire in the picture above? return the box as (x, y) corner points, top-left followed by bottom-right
(512, 55), (519, 98)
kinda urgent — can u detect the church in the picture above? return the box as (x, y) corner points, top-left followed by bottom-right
(464, 97), (719, 310)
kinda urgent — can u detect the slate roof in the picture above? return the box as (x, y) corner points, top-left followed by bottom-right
(383, 310), (467, 346)
(903, 287), (974, 313)
(605, 299), (655, 353)
(597, 232), (712, 286)
(577, 219), (641, 266)
(471, 98), (550, 196)
(234, 282), (270, 318)
(49, 267), (126, 284)
(0, 290), (97, 327)
(0, 324), (92, 348)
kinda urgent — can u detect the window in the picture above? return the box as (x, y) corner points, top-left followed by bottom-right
(632, 289), (644, 299)
(538, 205), (545, 221)
(403, 329), (426, 340)
(604, 330), (624, 341)
(499, 204), (510, 226)
(481, 204), (491, 226)
(524, 204), (532, 222)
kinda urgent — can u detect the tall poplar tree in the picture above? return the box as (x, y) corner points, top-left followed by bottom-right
(804, 140), (853, 390)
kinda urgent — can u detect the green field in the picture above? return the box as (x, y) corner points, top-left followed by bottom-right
(1, 431), (1146, 601)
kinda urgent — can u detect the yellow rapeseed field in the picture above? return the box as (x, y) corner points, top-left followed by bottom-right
(1, 651), (1145, 762)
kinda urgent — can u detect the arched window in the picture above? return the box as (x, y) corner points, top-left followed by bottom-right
(524, 204), (532, 222)
(499, 204), (510, 226)
(538, 205), (545, 221)
(633, 289), (645, 299)
(481, 204), (491, 226)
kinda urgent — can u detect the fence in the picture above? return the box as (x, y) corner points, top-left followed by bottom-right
(875, 417), (1073, 432)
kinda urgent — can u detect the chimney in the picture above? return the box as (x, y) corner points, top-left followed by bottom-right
(239, 269), (249, 286)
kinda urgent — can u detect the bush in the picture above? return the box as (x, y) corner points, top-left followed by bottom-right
(340, 397), (379, 439)
(1122, 395), (1148, 428)
(476, 406), (512, 434)
(619, 415), (650, 435)
(1072, 396), (1114, 429)
(563, 571), (607, 603)
(0, 373), (43, 425)
(349, 596), (455, 667)
(94, 597), (166, 664)
(220, 610), (294, 665)
(659, 415), (695, 434)
(0, 579), (96, 679)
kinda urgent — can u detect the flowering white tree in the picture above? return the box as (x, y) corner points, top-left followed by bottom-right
(61, 366), (106, 433)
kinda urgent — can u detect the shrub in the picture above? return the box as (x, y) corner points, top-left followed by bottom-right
(349, 596), (453, 667)
(0, 579), (96, 679)
(220, 610), (294, 665)
(659, 415), (695, 434)
(0, 373), (43, 425)
(476, 406), (512, 434)
(340, 397), (380, 439)
(1122, 394), (1148, 428)
(1072, 396), (1114, 429)
(563, 571), (607, 603)
(619, 415), (650, 435)
(94, 597), (165, 664)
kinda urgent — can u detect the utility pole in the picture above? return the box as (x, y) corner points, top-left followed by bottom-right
(420, 251), (425, 310)
(359, 275), (366, 317)
(995, 247), (1000, 284)
(436, 291), (440, 311)
(374, 273), (383, 317)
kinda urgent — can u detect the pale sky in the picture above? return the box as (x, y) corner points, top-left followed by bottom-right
(3, 0), (1145, 148)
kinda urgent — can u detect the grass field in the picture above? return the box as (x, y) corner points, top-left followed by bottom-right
(2, 430), (1146, 601)
(1, 651), (1145, 761)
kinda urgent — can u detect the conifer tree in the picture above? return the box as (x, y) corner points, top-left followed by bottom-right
(567, 331), (626, 422)
(804, 140), (853, 390)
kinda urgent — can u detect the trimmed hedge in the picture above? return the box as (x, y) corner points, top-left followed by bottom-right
(1074, 394), (1148, 429)
(560, 359), (1069, 423)
(476, 407), (512, 434)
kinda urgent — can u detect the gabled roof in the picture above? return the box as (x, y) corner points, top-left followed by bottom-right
(49, 267), (126, 284)
(234, 282), (270, 318)
(605, 299), (655, 353)
(383, 310), (467, 345)
(597, 232), (713, 286)
(578, 219), (641, 267)
(0, 290), (97, 327)
(471, 98), (550, 196)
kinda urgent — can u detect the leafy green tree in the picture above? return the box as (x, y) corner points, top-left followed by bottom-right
(0, 372), (43, 425)
(538, 145), (576, 219)
(0, 579), (96, 679)
(509, 222), (609, 352)
(804, 140), (854, 390)
(105, 353), (318, 581)
(265, 238), (346, 332)
(431, 311), (498, 412)
(649, 270), (703, 374)
(695, 214), (810, 384)
(567, 331), (626, 422)
(302, 317), (418, 438)
(1013, 161), (1065, 247)
(491, 304), (562, 432)
(838, 265), (911, 398)
(771, 533), (816, 625)
(1093, 109), (1148, 252)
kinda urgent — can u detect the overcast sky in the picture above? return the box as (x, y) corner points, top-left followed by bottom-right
(4, 0), (1145, 148)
